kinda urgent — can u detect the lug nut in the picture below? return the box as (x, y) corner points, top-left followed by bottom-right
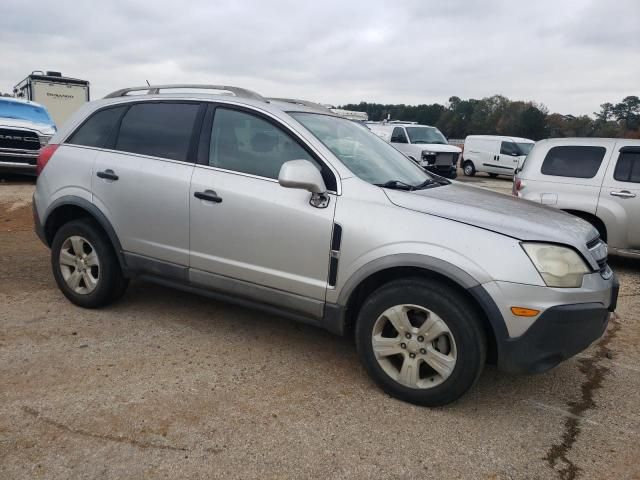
(409, 353), (416, 359)
(417, 336), (424, 342)
(400, 343), (406, 349)
(405, 333), (411, 339)
(420, 348), (426, 354)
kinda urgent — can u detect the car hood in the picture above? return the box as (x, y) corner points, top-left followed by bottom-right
(384, 182), (600, 268)
(413, 143), (461, 153)
(0, 117), (56, 135)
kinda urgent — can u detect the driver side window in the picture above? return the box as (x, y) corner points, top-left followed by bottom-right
(209, 108), (318, 180)
(391, 127), (408, 144)
(500, 141), (517, 156)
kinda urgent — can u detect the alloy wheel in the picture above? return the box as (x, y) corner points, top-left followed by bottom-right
(371, 304), (457, 389)
(59, 236), (100, 294)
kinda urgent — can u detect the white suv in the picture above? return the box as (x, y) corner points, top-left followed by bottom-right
(514, 137), (640, 258)
(33, 85), (618, 406)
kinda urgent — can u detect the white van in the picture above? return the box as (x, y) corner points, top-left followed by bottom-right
(368, 122), (461, 178)
(462, 135), (535, 178)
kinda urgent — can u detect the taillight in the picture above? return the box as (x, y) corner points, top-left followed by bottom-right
(512, 177), (522, 196)
(36, 144), (59, 176)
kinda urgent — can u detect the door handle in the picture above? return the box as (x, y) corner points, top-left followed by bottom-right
(610, 190), (636, 199)
(96, 169), (118, 181)
(194, 190), (223, 203)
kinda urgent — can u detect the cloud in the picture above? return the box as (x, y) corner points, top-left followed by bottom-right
(0, 0), (638, 115)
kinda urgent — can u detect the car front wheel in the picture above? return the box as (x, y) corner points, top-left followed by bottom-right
(355, 278), (486, 406)
(463, 161), (476, 176)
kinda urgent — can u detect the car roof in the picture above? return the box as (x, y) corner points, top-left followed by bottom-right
(0, 96), (47, 109)
(534, 137), (640, 147)
(465, 135), (534, 143)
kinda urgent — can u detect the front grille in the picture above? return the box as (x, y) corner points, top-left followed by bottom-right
(0, 154), (37, 165)
(435, 153), (455, 166)
(0, 128), (41, 151)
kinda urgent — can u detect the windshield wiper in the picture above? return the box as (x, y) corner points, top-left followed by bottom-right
(374, 180), (416, 191)
(414, 179), (436, 189)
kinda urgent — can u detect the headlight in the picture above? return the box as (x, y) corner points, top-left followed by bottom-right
(39, 135), (53, 146)
(521, 243), (589, 288)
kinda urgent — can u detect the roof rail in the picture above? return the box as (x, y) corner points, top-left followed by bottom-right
(104, 84), (267, 102)
(269, 98), (333, 113)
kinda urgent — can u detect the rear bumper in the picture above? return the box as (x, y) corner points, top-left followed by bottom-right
(497, 302), (611, 373)
(32, 198), (47, 245)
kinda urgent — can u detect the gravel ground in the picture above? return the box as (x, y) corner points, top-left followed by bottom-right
(1, 172), (639, 479)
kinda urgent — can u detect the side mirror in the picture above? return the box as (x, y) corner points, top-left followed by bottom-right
(278, 160), (330, 208)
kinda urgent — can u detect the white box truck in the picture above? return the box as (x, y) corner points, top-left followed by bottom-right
(13, 71), (90, 127)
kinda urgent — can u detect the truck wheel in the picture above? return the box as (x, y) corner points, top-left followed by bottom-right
(355, 278), (486, 407)
(463, 161), (476, 176)
(51, 219), (128, 308)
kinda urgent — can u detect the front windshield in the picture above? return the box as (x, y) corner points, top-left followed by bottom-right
(0, 99), (54, 125)
(290, 112), (432, 187)
(405, 126), (447, 145)
(516, 142), (534, 155)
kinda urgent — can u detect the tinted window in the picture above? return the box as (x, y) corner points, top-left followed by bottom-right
(209, 108), (318, 179)
(614, 150), (640, 183)
(500, 141), (518, 156)
(390, 127), (408, 143)
(67, 106), (125, 148)
(541, 146), (606, 178)
(115, 103), (199, 161)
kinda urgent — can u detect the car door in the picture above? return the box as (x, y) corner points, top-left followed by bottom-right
(390, 127), (413, 158)
(599, 144), (640, 250)
(92, 101), (202, 266)
(498, 141), (520, 173)
(480, 139), (500, 173)
(189, 105), (337, 316)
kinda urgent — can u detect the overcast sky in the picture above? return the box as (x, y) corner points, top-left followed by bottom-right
(1, 0), (638, 116)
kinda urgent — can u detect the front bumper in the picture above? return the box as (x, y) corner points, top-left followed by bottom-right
(423, 164), (457, 179)
(476, 273), (618, 374)
(498, 302), (612, 373)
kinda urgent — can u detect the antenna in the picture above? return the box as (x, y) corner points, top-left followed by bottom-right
(145, 79), (151, 87)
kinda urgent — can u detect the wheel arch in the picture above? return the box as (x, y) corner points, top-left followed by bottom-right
(43, 196), (127, 271)
(562, 209), (607, 242)
(335, 257), (506, 364)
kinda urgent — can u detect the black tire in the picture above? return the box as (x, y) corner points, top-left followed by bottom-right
(462, 160), (476, 176)
(355, 278), (486, 407)
(51, 219), (128, 308)
(488, 173), (499, 178)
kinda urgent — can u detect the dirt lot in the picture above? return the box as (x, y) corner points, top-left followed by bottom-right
(1, 173), (639, 479)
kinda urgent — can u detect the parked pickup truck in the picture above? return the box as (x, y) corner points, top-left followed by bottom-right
(0, 97), (56, 175)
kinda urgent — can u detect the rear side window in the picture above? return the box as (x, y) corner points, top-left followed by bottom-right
(540, 146), (606, 178)
(115, 103), (200, 162)
(390, 127), (408, 144)
(614, 150), (640, 183)
(67, 106), (125, 148)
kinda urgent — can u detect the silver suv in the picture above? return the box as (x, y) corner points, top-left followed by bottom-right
(514, 138), (640, 258)
(33, 85), (618, 406)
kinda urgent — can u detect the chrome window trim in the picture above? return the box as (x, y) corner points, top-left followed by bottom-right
(62, 96), (343, 195)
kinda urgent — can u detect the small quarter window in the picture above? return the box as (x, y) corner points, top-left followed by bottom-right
(540, 146), (606, 178)
(613, 150), (640, 183)
(500, 141), (518, 156)
(67, 106), (126, 148)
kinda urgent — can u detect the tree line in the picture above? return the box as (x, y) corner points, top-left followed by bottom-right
(341, 95), (640, 141)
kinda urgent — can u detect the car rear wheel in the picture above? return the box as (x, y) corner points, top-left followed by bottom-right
(51, 219), (128, 308)
(463, 161), (476, 176)
(355, 278), (486, 406)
